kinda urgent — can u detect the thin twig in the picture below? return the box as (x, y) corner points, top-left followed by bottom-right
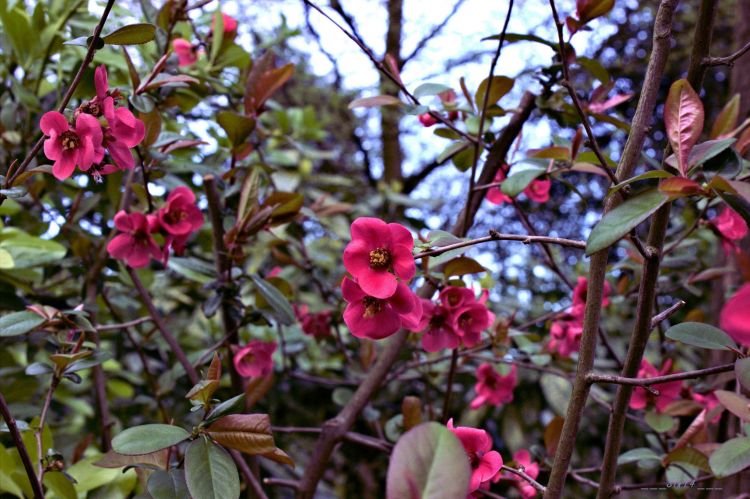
(650, 300), (685, 329)
(501, 464), (547, 493)
(414, 229), (586, 258)
(0, 392), (44, 499)
(588, 362), (734, 387)
(95, 317), (153, 331)
(703, 39), (750, 66)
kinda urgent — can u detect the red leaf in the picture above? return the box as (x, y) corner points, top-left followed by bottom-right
(588, 93), (633, 113)
(664, 79), (704, 176)
(710, 94), (740, 139)
(658, 177), (705, 198)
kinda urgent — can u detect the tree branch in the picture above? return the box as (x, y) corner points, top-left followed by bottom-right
(0, 392), (44, 499)
(414, 229), (586, 259)
(587, 362), (735, 387)
(501, 465), (547, 493)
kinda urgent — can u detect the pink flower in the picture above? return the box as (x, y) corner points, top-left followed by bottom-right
(486, 167), (512, 205)
(720, 283), (750, 346)
(470, 363), (516, 409)
(92, 65), (117, 118)
(157, 187), (204, 236)
(106, 211), (162, 268)
(233, 340), (276, 377)
(440, 286), (477, 311)
(712, 207), (748, 240)
(294, 304), (332, 338)
(447, 419), (503, 494)
(453, 303), (495, 347)
(418, 113), (438, 127)
(341, 277), (422, 340)
(629, 359), (683, 413)
(494, 449), (540, 498)
(102, 107), (145, 170)
(416, 300), (462, 351)
(212, 13), (238, 35)
(173, 39), (198, 66)
(40, 112), (104, 180)
(342, 217), (415, 299)
(548, 311), (583, 357)
(523, 177), (550, 203)
(571, 276), (612, 316)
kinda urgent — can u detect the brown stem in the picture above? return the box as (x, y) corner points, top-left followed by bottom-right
(0, 391), (44, 498)
(596, 0), (717, 494)
(37, 375), (60, 487)
(500, 465), (547, 493)
(230, 449), (269, 499)
(440, 349), (459, 423)
(544, 1), (680, 496)
(650, 300), (686, 329)
(587, 362), (735, 387)
(127, 267), (200, 385)
(414, 230), (585, 258)
(295, 91), (536, 499)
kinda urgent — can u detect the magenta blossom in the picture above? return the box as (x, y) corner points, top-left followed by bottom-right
(294, 304), (332, 338)
(343, 217), (416, 299)
(548, 311), (583, 357)
(173, 39), (198, 66)
(523, 177), (551, 203)
(486, 167), (512, 205)
(571, 276), (612, 316)
(415, 299), (462, 352)
(341, 277), (422, 340)
(157, 187), (204, 236)
(470, 363), (517, 409)
(712, 207), (748, 255)
(418, 113), (438, 127)
(691, 390), (723, 424)
(629, 359), (683, 413)
(41, 112), (104, 180)
(453, 302), (495, 347)
(102, 107), (145, 170)
(233, 340), (276, 377)
(720, 283), (750, 346)
(447, 419), (503, 495)
(212, 13), (238, 35)
(106, 211), (161, 268)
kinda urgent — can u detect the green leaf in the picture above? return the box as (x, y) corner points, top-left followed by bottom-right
(185, 438), (240, 499)
(664, 322), (737, 350)
(578, 0), (615, 23)
(147, 469), (188, 499)
(209, 5), (224, 64)
(540, 373), (572, 416)
(205, 394), (245, 424)
(664, 138), (736, 171)
(0, 229), (67, 268)
(586, 188), (670, 255)
(386, 422), (471, 499)
(501, 167), (546, 197)
(0, 5), (34, 67)
(0, 311), (44, 337)
(714, 390), (750, 421)
(217, 111), (256, 146)
(607, 170), (673, 197)
(645, 411), (676, 433)
(111, 425), (190, 455)
(617, 447), (661, 465)
(251, 275), (295, 325)
(413, 83), (452, 98)
(168, 257), (216, 284)
(102, 23), (156, 45)
(736, 357), (750, 391)
(437, 140), (470, 164)
(710, 94), (740, 139)
(475, 76), (514, 109)
(65, 351), (112, 374)
(709, 437), (750, 478)
(43, 471), (76, 499)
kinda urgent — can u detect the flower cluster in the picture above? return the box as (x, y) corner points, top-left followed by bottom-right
(41, 66), (145, 181)
(470, 363), (517, 410)
(107, 187), (203, 268)
(341, 218), (422, 340)
(233, 340), (276, 378)
(487, 164), (551, 205)
(173, 13), (238, 67)
(447, 419), (503, 496)
(414, 286), (495, 352)
(294, 304), (332, 339)
(548, 277), (611, 357)
(711, 206), (748, 256)
(720, 283), (750, 346)
(629, 358), (683, 413)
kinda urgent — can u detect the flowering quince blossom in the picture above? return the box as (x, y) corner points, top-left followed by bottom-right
(446, 419), (503, 495)
(494, 449), (540, 498)
(173, 38), (198, 66)
(212, 13), (238, 35)
(523, 177), (551, 203)
(40, 112), (104, 180)
(486, 167), (513, 205)
(470, 363), (517, 409)
(415, 287), (495, 352)
(719, 283), (750, 346)
(294, 304), (332, 338)
(549, 277), (612, 357)
(629, 359), (683, 413)
(418, 113), (438, 127)
(233, 340), (277, 377)
(711, 207), (749, 255)
(341, 277), (421, 340)
(342, 217), (416, 299)
(106, 211), (162, 268)
(158, 187), (204, 237)
(691, 390), (723, 423)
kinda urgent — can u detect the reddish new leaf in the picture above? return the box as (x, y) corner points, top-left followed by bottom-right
(577, 0), (615, 24)
(664, 79), (704, 176)
(710, 94), (740, 139)
(205, 414), (277, 455)
(658, 177), (705, 198)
